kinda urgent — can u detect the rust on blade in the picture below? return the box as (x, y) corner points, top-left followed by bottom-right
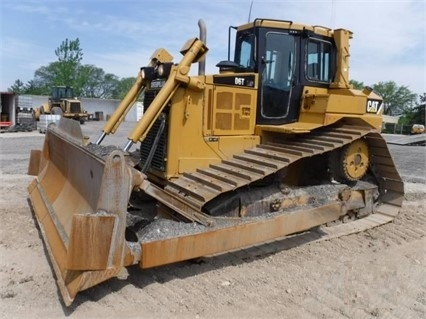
(28, 150), (41, 176)
(27, 118), (144, 305)
(67, 215), (117, 270)
(140, 202), (342, 268)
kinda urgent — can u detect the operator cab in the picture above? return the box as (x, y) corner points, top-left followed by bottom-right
(225, 19), (337, 125)
(51, 86), (74, 101)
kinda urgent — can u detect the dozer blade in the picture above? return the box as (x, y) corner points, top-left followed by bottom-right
(27, 119), (144, 306)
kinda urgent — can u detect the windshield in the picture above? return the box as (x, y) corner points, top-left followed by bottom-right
(52, 87), (74, 100)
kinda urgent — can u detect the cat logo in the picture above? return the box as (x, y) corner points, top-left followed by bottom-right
(366, 99), (382, 114)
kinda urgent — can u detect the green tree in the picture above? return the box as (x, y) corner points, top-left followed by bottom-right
(54, 38), (83, 87)
(23, 38), (84, 95)
(398, 93), (425, 126)
(33, 63), (60, 88)
(7, 78), (49, 95)
(79, 65), (119, 98)
(419, 93), (426, 104)
(112, 77), (137, 100)
(8, 79), (26, 94)
(372, 81), (417, 115)
(25, 79), (50, 95)
(100, 73), (120, 99)
(8, 37), (122, 98)
(78, 65), (105, 97)
(349, 80), (365, 90)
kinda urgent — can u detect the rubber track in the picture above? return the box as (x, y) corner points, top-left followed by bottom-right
(165, 124), (404, 224)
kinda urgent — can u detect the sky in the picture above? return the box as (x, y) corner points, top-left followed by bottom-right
(0, 0), (425, 96)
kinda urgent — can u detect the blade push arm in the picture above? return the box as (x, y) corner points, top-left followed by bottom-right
(123, 38), (208, 151)
(95, 48), (173, 145)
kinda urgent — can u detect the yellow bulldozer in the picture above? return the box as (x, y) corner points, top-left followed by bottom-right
(27, 19), (404, 306)
(34, 86), (88, 124)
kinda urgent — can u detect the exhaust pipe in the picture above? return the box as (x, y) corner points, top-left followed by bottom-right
(198, 19), (207, 75)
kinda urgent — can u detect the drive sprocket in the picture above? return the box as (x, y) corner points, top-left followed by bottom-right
(329, 139), (369, 183)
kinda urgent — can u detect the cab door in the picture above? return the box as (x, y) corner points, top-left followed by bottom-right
(257, 31), (302, 125)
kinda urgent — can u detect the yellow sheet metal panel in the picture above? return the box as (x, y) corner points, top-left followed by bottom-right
(212, 86), (257, 136)
(166, 88), (222, 177)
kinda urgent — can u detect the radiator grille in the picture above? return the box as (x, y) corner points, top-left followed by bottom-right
(139, 114), (168, 171)
(70, 102), (81, 113)
(143, 89), (158, 112)
(140, 88), (169, 172)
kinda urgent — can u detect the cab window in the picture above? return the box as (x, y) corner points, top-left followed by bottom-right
(261, 32), (296, 118)
(263, 32), (295, 90)
(235, 32), (255, 69)
(306, 39), (332, 83)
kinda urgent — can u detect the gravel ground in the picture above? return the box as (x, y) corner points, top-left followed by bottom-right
(0, 121), (424, 319)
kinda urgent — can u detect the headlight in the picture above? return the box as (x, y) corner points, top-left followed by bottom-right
(140, 67), (156, 80)
(157, 62), (173, 78)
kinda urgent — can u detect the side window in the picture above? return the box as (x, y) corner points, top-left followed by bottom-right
(235, 33), (255, 69)
(240, 40), (253, 68)
(306, 39), (332, 83)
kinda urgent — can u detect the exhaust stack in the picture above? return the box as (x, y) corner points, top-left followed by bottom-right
(198, 19), (207, 75)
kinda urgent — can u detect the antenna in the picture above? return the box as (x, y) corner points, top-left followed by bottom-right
(248, 0), (254, 23)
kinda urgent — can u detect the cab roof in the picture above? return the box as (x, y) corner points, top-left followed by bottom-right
(237, 18), (351, 38)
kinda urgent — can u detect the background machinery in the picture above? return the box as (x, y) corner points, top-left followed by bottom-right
(411, 124), (425, 134)
(28, 19), (404, 305)
(34, 86), (87, 124)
